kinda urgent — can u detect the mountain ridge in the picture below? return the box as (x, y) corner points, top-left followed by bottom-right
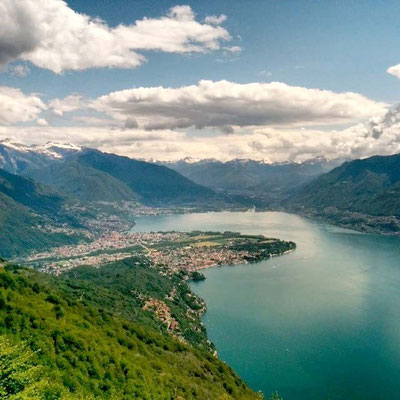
(287, 152), (400, 234)
(161, 156), (342, 207)
(27, 159), (139, 203)
(0, 140), (224, 207)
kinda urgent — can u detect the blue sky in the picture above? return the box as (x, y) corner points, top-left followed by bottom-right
(1, 0), (400, 161)
(2, 0), (400, 100)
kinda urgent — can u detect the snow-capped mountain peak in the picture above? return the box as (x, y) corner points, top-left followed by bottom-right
(0, 138), (31, 153)
(181, 156), (201, 164)
(0, 139), (84, 174)
(38, 142), (82, 151)
(32, 142), (83, 159)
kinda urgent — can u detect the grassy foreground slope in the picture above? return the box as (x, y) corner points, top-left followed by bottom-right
(0, 258), (261, 400)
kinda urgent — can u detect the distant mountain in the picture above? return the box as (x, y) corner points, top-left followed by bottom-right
(76, 149), (222, 206)
(0, 140), (222, 207)
(286, 153), (400, 234)
(162, 157), (341, 206)
(0, 139), (81, 174)
(28, 159), (138, 203)
(0, 168), (64, 215)
(0, 167), (85, 257)
(288, 153), (400, 216)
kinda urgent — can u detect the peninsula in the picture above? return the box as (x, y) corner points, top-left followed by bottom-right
(20, 231), (296, 276)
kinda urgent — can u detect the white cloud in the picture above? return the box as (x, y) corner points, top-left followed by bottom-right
(92, 80), (387, 130)
(204, 14), (227, 25)
(0, 86), (46, 125)
(0, 82), (395, 164)
(49, 95), (89, 117)
(124, 117), (139, 129)
(0, 0), (38, 69)
(72, 116), (117, 127)
(0, 126), (185, 153)
(387, 64), (400, 79)
(3, 105), (400, 163)
(1, 1), (231, 73)
(9, 65), (30, 77)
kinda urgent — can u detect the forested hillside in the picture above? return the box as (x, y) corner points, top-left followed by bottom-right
(0, 168), (86, 258)
(0, 258), (261, 399)
(287, 153), (400, 233)
(0, 192), (81, 258)
(0, 168), (66, 216)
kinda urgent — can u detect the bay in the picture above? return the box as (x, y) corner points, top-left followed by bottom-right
(133, 211), (400, 400)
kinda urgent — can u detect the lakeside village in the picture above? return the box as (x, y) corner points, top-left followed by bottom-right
(17, 222), (296, 345)
(21, 230), (296, 276)
(20, 230), (295, 344)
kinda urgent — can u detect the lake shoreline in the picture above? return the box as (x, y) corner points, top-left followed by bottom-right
(137, 210), (400, 399)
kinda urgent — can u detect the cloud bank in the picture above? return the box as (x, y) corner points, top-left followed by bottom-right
(91, 80), (387, 131)
(3, 116), (400, 163)
(1, 1), (231, 73)
(0, 80), (396, 163)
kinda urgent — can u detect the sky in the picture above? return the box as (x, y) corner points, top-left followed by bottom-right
(1, 0), (400, 162)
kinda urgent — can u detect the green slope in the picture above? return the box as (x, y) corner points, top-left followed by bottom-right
(0, 169), (85, 257)
(0, 259), (261, 400)
(77, 150), (221, 206)
(0, 192), (79, 258)
(288, 153), (400, 216)
(0, 168), (65, 216)
(368, 182), (400, 216)
(27, 160), (138, 203)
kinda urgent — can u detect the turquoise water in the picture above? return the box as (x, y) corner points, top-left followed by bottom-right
(133, 211), (400, 400)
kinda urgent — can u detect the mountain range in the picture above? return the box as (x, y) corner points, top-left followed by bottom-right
(3, 137), (400, 258)
(0, 139), (82, 174)
(0, 139), (341, 209)
(0, 139), (220, 206)
(287, 153), (400, 233)
(162, 156), (341, 206)
(0, 139), (226, 257)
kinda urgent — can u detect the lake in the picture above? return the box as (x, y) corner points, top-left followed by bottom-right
(133, 211), (400, 400)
